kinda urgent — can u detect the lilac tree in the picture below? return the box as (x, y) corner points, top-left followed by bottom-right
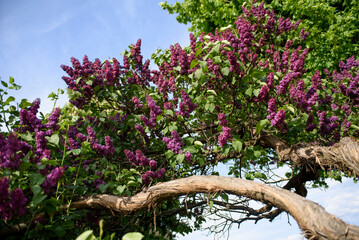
(1, 2), (359, 239)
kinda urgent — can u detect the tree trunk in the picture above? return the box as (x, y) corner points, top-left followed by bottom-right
(65, 175), (359, 240)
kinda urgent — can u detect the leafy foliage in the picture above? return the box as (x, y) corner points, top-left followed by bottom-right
(0, 1), (358, 239)
(160, 0), (359, 72)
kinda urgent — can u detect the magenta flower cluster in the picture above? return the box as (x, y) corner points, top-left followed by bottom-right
(123, 149), (165, 184)
(266, 98), (287, 131)
(218, 126), (232, 147)
(163, 130), (184, 154)
(42, 167), (65, 194)
(0, 133), (31, 169)
(141, 95), (162, 129)
(0, 177), (27, 220)
(177, 89), (198, 118)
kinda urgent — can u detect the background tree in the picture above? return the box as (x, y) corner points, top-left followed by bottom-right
(0, 1), (359, 239)
(161, 0), (359, 71)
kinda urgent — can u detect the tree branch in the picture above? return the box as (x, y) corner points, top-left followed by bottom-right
(61, 175), (359, 240)
(259, 132), (359, 177)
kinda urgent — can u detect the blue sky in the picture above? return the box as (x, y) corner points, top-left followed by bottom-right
(0, 1), (358, 239)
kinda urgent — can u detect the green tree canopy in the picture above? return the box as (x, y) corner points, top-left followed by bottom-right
(161, 0), (359, 71)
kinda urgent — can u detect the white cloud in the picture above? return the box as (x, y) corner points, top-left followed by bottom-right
(37, 10), (75, 33)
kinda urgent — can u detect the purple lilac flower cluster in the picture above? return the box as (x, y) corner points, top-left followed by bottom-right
(132, 97), (143, 108)
(135, 124), (150, 145)
(0, 133), (31, 169)
(0, 177), (27, 220)
(141, 96), (162, 129)
(42, 167), (65, 194)
(123, 149), (165, 184)
(266, 98), (287, 131)
(218, 126), (232, 147)
(163, 130), (184, 154)
(177, 89), (198, 118)
(218, 113), (228, 126)
(85, 127), (115, 156)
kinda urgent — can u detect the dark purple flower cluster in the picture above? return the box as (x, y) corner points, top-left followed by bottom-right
(218, 113), (228, 126)
(163, 130), (184, 154)
(123, 149), (165, 184)
(135, 124), (149, 145)
(18, 99), (44, 132)
(35, 130), (52, 162)
(218, 126), (232, 147)
(0, 133), (31, 169)
(141, 168), (166, 184)
(266, 98), (287, 131)
(87, 127), (115, 156)
(45, 108), (61, 130)
(141, 95), (162, 129)
(177, 89), (198, 118)
(318, 111), (340, 136)
(0, 177), (27, 220)
(185, 151), (193, 162)
(42, 167), (65, 194)
(132, 97), (143, 108)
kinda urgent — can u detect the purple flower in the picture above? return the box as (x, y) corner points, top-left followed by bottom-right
(132, 97), (143, 108)
(185, 151), (193, 162)
(218, 113), (228, 126)
(149, 160), (158, 170)
(42, 167), (65, 194)
(218, 126), (232, 147)
(163, 130), (184, 154)
(10, 188), (27, 216)
(45, 108), (61, 130)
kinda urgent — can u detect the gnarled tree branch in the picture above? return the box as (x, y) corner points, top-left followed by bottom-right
(62, 175), (358, 240)
(259, 132), (359, 177)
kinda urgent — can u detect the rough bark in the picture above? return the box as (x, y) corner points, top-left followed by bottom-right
(259, 133), (359, 177)
(63, 175), (359, 240)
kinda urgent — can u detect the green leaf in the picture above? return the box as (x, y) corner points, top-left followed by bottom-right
(194, 141), (203, 147)
(253, 89), (260, 97)
(232, 140), (243, 153)
(29, 173), (46, 185)
(32, 193), (47, 207)
(176, 154), (185, 164)
(76, 230), (96, 240)
(46, 133), (60, 147)
(55, 226), (66, 238)
(221, 67), (230, 76)
(72, 148), (82, 156)
(116, 185), (126, 195)
(9, 76), (14, 84)
(195, 68), (202, 79)
(255, 119), (269, 134)
(209, 200), (214, 209)
(254, 172), (267, 180)
(1, 81), (8, 88)
(31, 185), (42, 195)
(245, 87), (253, 97)
(122, 232), (144, 240)
(190, 59), (198, 69)
(165, 150), (174, 159)
(254, 150), (261, 158)
(5, 96), (15, 105)
(98, 184), (109, 193)
(350, 124), (359, 130)
(207, 90), (217, 95)
(208, 103), (215, 112)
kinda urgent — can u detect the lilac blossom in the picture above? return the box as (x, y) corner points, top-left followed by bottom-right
(10, 188), (27, 216)
(218, 126), (232, 147)
(163, 130), (184, 154)
(218, 113), (228, 126)
(45, 108), (61, 130)
(132, 97), (143, 108)
(42, 167), (65, 194)
(185, 151), (193, 162)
